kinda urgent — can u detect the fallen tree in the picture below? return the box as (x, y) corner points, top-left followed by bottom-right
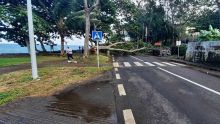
(93, 42), (151, 53)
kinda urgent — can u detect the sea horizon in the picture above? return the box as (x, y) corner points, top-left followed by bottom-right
(0, 43), (83, 54)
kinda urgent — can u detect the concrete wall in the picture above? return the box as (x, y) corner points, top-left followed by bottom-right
(185, 41), (220, 63)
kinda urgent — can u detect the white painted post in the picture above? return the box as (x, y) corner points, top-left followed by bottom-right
(27, 0), (38, 79)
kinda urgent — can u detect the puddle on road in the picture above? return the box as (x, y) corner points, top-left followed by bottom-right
(47, 81), (115, 123)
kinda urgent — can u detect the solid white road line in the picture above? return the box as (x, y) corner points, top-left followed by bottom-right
(115, 68), (118, 72)
(158, 67), (220, 96)
(116, 73), (121, 79)
(153, 62), (166, 66)
(124, 62), (132, 67)
(170, 62), (186, 66)
(144, 62), (155, 66)
(162, 62), (176, 66)
(134, 62), (143, 66)
(113, 62), (119, 67)
(123, 109), (136, 124)
(118, 84), (126, 96)
(130, 56), (144, 62)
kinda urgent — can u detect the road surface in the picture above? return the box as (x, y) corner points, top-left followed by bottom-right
(113, 55), (220, 124)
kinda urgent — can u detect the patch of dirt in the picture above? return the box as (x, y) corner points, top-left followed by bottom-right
(0, 86), (7, 92)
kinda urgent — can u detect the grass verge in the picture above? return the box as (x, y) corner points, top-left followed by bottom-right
(74, 54), (110, 65)
(0, 66), (112, 105)
(0, 56), (65, 67)
(0, 54), (110, 67)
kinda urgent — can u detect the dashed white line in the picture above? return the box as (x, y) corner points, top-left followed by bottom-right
(162, 62), (176, 66)
(116, 73), (121, 79)
(118, 84), (126, 96)
(144, 62), (155, 66)
(113, 62), (119, 67)
(123, 109), (136, 124)
(124, 62), (132, 67)
(134, 62), (143, 66)
(115, 68), (118, 72)
(153, 62), (166, 66)
(158, 67), (220, 96)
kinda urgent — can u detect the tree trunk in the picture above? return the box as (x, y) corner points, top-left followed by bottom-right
(60, 34), (65, 56)
(84, 8), (90, 58)
(39, 41), (47, 52)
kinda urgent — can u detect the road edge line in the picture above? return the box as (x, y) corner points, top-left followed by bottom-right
(158, 67), (220, 96)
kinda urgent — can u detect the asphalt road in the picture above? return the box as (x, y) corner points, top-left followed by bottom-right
(113, 55), (220, 124)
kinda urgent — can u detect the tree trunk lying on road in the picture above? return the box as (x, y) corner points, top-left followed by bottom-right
(95, 42), (148, 53)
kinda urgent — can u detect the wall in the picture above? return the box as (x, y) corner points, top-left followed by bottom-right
(185, 41), (220, 63)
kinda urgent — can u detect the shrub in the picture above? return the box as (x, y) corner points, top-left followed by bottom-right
(171, 45), (187, 56)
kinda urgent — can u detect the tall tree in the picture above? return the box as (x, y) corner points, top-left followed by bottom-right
(83, 0), (100, 58)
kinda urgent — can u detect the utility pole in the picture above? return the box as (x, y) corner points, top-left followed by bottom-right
(27, 0), (38, 79)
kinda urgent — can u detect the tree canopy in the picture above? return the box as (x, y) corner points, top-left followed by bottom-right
(1, 0), (220, 54)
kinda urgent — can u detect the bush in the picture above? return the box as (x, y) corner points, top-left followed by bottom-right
(171, 45), (187, 56)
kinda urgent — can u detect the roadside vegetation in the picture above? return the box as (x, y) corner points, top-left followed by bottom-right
(0, 56), (65, 67)
(0, 54), (110, 67)
(0, 66), (112, 105)
(0, 53), (111, 105)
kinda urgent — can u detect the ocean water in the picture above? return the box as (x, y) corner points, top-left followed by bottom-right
(0, 44), (81, 54)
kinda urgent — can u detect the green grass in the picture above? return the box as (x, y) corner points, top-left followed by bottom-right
(0, 56), (65, 67)
(0, 54), (110, 67)
(0, 66), (112, 105)
(75, 54), (110, 65)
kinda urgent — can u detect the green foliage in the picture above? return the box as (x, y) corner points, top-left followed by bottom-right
(198, 25), (220, 41)
(171, 44), (187, 56)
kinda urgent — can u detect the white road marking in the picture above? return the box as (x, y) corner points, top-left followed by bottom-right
(113, 62), (119, 67)
(134, 62), (143, 66)
(171, 62), (186, 66)
(123, 109), (136, 124)
(116, 73), (121, 79)
(153, 62), (166, 66)
(115, 68), (118, 72)
(124, 62), (132, 67)
(118, 84), (126, 96)
(162, 62), (176, 66)
(130, 56), (144, 62)
(158, 67), (220, 96)
(144, 62), (155, 66)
